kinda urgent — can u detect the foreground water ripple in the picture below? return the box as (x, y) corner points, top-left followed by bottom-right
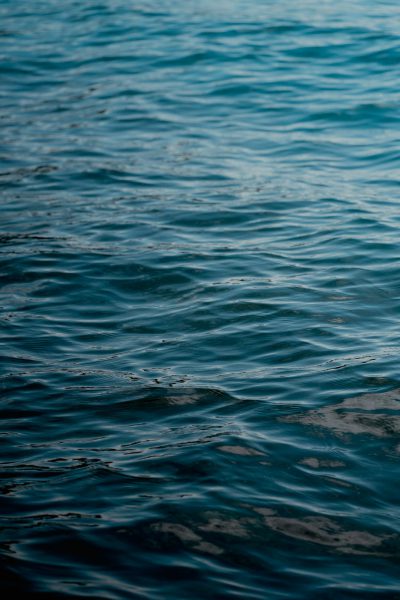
(1, 0), (400, 598)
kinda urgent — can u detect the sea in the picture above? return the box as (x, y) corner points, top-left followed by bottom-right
(1, 1), (400, 598)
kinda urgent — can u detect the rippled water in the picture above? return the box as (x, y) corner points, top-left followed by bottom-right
(1, 1), (400, 598)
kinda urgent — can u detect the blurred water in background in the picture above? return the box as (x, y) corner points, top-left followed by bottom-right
(1, 1), (400, 598)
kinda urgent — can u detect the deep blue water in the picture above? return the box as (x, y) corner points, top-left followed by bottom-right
(1, 0), (400, 598)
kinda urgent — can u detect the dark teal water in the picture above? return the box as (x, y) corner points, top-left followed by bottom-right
(1, 1), (400, 598)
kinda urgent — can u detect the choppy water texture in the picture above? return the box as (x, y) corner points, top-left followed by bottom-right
(1, 0), (400, 598)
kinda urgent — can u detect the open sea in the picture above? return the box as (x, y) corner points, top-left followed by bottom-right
(1, 1), (400, 598)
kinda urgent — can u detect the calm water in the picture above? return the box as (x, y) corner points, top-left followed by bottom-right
(1, 1), (400, 598)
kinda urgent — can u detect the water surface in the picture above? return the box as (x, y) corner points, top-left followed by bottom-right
(1, 1), (400, 598)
